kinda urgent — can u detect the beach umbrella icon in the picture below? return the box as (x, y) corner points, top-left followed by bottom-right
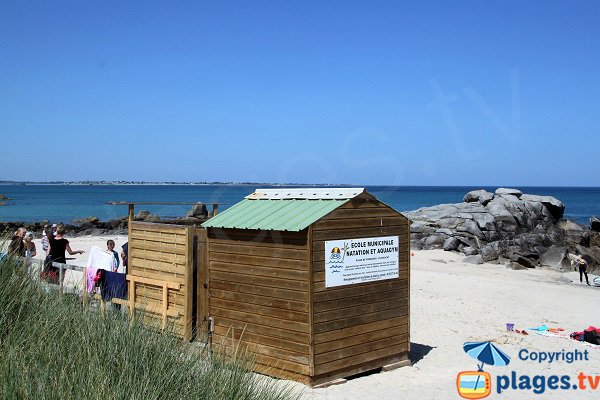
(462, 341), (510, 396)
(463, 341), (511, 370)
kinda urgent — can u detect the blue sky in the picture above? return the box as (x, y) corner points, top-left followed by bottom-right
(1, 1), (599, 186)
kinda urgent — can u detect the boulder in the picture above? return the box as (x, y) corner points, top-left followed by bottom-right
(514, 256), (536, 269)
(443, 237), (460, 251)
(495, 188), (523, 197)
(464, 189), (494, 205)
(457, 220), (485, 238)
(424, 235), (446, 248)
(521, 194), (565, 220)
(539, 245), (569, 269)
(135, 210), (160, 222)
(187, 203), (208, 219)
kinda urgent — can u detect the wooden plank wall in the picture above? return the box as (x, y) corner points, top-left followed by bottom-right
(129, 221), (194, 340)
(207, 228), (311, 382)
(311, 194), (410, 381)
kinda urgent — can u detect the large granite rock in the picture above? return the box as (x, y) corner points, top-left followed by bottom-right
(405, 188), (600, 271)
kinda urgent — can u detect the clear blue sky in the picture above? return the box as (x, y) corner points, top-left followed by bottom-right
(1, 1), (599, 186)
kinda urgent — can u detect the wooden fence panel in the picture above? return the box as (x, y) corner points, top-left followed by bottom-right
(129, 221), (194, 340)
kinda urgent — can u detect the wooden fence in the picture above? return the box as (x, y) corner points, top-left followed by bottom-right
(128, 221), (195, 340)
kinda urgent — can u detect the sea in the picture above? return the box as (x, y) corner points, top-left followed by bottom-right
(0, 185), (598, 226)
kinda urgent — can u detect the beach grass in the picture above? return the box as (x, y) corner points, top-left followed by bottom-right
(0, 254), (301, 400)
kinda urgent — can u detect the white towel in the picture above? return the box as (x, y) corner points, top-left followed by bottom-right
(86, 246), (114, 270)
(85, 246), (115, 293)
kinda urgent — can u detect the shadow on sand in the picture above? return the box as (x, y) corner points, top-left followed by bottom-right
(410, 342), (435, 364)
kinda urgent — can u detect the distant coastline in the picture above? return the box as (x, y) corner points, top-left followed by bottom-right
(0, 181), (346, 186)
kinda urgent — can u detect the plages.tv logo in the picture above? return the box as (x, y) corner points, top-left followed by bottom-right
(456, 341), (511, 399)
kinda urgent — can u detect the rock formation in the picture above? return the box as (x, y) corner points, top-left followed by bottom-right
(406, 188), (598, 272)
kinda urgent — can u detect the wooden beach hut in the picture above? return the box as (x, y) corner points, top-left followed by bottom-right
(201, 188), (411, 386)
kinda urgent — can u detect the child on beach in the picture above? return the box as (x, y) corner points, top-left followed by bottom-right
(107, 239), (120, 272)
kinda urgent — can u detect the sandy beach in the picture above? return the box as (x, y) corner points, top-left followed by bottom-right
(27, 235), (600, 399)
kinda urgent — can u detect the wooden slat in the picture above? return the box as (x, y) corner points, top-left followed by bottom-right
(313, 279), (408, 303)
(209, 252), (308, 270)
(251, 353), (311, 375)
(129, 274), (182, 290)
(214, 316), (309, 344)
(198, 229), (209, 327)
(213, 325), (310, 354)
(135, 286), (185, 306)
(184, 226), (194, 341)
(129, 265), (187, 285)
(210, 270), (309, 292)
(253, 363), (311, 385)
(209, 242), (308, 261)
(209, 229), (307, 246)
(129, 258), (187, 275)
(210, 279), (309, 303)
(314, 306), (408, 334)
(209, 237), (308, 252)
(130, 230), (187, 245)
(314, 342), (409, 375)
(212, 333), (309, 365)
(131, 248), (187, 264)
(314, 323), (408, 353)
(314, 297), (408, 324)
(315, 333), (409, 365)
(131, 221), (189, 234)
(307, 225), (315, 376)
(211, 297), (308, 323)
(209, 261), (309, 281)
(128, 240), (187, 255)
(212, 306), (310, 333)
(314, 288), (408, 313)
(210, 288), (308, 313)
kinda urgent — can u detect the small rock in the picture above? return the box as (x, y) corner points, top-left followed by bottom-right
(464, 255), (484, 264)
(463, 246), (479, 256)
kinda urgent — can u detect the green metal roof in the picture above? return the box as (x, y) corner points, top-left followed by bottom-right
(201, 198), (350, 231)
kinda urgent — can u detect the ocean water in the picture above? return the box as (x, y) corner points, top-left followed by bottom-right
(0, 185), (598, 225)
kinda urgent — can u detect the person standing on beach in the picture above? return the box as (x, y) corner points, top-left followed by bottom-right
(48, 225), (84, 265)
(8, 227), (26, 257)
(41, 224), (51, 256)
(107, 239), (120, 272)
(578, 257), (590, 286)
